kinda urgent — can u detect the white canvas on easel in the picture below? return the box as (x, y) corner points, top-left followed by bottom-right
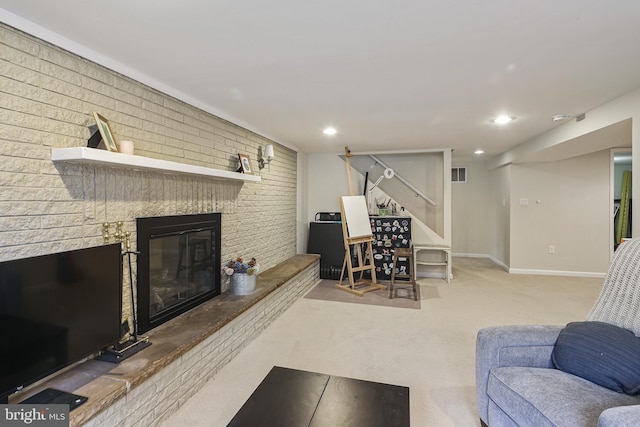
(337, 195), (385, 296)
(341, 196), (372, 238)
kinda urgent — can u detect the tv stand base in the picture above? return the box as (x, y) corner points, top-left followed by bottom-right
(97, 337), (152, 363)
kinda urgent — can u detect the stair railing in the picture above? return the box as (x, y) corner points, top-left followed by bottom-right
(368, 155), (437, 206)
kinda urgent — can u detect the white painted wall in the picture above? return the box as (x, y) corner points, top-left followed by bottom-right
(355, 152), (445, 236)
(303, 151), (451, 254)
(488, 165), (511, 268)
(304, 88), (640, 274)
(302, 88), (640, 278)
(301, 153), (359, 252)
(451, 162), (491, 255)
(306, 153), (360, 220)
(509, 150), (611, 275)
(490, 87), (640, 239)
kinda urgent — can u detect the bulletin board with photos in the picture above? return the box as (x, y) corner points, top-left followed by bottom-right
(369, 216), (412, 281)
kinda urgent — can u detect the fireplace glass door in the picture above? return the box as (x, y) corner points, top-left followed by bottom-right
(149, 228), (215, 318)
(137, 213), (221, 333)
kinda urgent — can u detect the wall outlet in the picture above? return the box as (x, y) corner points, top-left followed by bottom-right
(548, 245), (556, 254)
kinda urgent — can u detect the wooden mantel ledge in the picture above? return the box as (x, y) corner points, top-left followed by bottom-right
(11, 254), (320, 426)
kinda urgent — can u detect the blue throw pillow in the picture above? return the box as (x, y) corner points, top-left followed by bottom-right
(552, 321), (640, 395)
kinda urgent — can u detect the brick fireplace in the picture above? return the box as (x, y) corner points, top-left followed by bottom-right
(0, 21), (298, 351)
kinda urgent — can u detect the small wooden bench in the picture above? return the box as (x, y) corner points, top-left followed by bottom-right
(414, 244), (451, 283)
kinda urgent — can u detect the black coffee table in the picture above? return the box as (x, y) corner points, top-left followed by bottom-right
(227, 366), (410, 427)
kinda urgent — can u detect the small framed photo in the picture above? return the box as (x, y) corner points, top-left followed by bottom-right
(238, 153), (254, 175)
(92, 111), (118, 152)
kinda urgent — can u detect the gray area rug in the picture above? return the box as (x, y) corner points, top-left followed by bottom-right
(304, 279), (421, 309)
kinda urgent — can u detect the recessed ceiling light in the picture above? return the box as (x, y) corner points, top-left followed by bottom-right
(552, 115), (571, 122)
(323, 127), (337, 136)
(491, 115), (515, 124)
(474, 149), (485, 155)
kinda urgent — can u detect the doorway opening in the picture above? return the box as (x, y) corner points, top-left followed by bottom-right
(612, 150), (632, 253)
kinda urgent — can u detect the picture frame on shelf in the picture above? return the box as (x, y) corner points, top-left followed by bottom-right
(92, 111), (118, 152)
(238, 153), (254, 175)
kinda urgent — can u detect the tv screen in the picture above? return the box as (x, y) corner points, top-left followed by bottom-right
(0, 243), (122, 401)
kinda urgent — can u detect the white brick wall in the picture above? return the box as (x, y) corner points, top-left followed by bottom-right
(0, 23), (298, 324)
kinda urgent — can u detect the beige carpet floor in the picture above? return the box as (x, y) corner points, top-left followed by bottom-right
(160, 257), (603, 427)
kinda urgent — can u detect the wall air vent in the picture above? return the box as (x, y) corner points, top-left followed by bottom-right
(451, 167), (467, 183)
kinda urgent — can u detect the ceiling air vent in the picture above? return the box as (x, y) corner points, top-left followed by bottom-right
(451, 167), (467, 183)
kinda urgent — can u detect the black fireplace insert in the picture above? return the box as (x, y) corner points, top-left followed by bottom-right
(136, 213), (221, 333)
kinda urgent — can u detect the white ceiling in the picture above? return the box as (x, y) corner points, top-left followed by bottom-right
(2, 1), (640, 160)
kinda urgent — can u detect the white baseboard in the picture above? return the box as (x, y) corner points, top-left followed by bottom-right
(452, 252), (487, 258)
(508, 268), (606, 278)
(453, 252), (509, 271)
(452, 253), (604, 278)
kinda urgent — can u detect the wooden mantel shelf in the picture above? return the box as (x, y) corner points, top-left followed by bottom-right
(51, 147), (261, 182)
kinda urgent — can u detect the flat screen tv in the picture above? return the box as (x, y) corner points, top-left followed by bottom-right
(0, 243), (123, 403)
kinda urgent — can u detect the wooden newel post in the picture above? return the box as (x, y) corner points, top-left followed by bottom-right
(345, 146), (355, 196)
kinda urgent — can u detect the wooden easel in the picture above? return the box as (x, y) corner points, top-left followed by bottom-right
(336, 147), (385, 296)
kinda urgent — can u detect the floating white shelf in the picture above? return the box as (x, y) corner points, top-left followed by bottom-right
(51, 147), (261, 182)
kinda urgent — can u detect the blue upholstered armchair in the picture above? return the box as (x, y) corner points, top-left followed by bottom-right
(476, 239), (640, 427)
